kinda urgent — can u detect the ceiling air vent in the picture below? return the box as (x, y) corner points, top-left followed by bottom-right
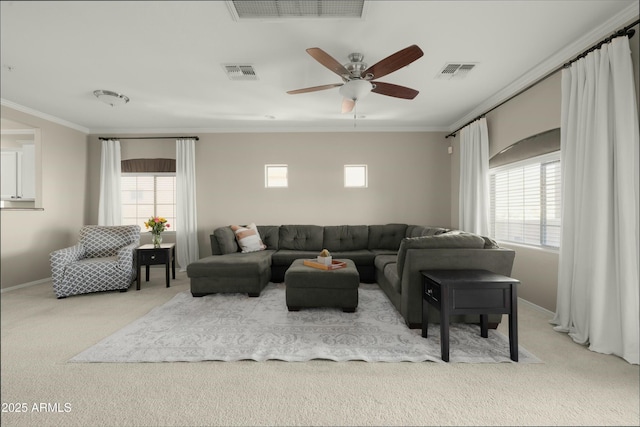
(227, 0), (366, 20)
(436, 63), (477, 80)
(223, 64), (258, 81)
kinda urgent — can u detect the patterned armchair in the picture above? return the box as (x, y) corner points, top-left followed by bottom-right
(49, 225), (141, 298)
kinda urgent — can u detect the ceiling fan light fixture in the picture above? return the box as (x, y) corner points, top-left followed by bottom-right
(93, 90), (130, 107)
(339, 79), (372, 101)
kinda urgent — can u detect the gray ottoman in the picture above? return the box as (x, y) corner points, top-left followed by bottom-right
(285, 259), (359, 312)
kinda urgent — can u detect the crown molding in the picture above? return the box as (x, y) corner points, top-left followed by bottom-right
(0, 98), (447, 135)
(88, 125), (450, 135)
(0, 99), (90, 134)
(448, 3), (639, 133)
(1, 129), (36, 135)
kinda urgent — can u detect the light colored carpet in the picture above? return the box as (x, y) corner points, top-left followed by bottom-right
(70, 283), (539, 363)
(1, 271), (638, 426)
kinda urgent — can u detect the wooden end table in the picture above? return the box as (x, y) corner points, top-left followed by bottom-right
(136, 243), (176, 290)
(421, 269), (520, 362)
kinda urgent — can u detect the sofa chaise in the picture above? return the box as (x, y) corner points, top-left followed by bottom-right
(186, 224), (516, 328)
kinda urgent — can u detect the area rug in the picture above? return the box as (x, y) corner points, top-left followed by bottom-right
(70, 283), (540, 363)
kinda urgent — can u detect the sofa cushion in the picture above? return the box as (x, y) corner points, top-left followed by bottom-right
(323, 225), (369, 251)
(257, 225), (280, 250)
(396, 233), (486, 278)
(368, 224), (408, 250)
(328, 250), (376, 265)
(443, 230), (500, 249)
(279, 225), (324, 251)
(271, 250), (320, 266)
(370, 249), (398, 256)
(213, 227), (239, 255)
(374, 254), (397, 271)
(481, 235), (500, 249)
(407, 225), (450, 238)
(406, 225), (423, 238)
(186, 251), (273, 278)
(231, 223), (266, 253)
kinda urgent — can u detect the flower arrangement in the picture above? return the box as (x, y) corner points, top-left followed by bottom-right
(145, 216), (170, 247)
(144, 216), (170, 234)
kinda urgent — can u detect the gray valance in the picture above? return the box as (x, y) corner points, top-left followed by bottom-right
(489, 128), (560, 168)
(121, 158), (176, 173)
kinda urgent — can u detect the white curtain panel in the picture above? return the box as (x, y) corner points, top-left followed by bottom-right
(176, 139), (199, 272)
(97, 139), (122, 226)
(552, 36), (639, 365)
(458, 117), (490, 235)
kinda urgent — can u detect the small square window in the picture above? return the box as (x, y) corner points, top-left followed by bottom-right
(344, 165), (367, 188)
(265, 164), (288, 188)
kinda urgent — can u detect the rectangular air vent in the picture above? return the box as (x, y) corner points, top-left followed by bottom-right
(436, 63), (477, 80)
(227, 0), (366, 20)
(223, 64), (258, 81)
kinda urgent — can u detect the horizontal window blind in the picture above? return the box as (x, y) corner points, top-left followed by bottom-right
(121, 173), (177, 232)
(489, 152), (561, 248)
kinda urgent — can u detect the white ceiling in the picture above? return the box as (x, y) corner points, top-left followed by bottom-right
(1, 1), (637, 134)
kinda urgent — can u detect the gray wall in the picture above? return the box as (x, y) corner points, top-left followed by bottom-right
(0, 105), (89, 289)
(88, 131), (452, 259)
(3, 22), (637, 296)
(449, 73), (561, 311)
(450, 22), (640, 312)
(486, 73), (562, 312)
(449, 71), (562, 312)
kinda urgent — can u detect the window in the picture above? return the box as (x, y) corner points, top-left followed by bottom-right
(265, 164), (288, 188)
(489, 152), (561, 248)
(121, 173), (177, 231)
(344, 165), (367, 188)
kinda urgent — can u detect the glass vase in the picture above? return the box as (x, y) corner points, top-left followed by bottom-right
(152, 232), (163, 248)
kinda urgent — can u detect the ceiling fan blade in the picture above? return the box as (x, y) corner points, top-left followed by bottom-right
(371, 81), (419, 99)
(287, 83), (343, 95)
(363, 45), (424, 80)
(341, 98), (355, 114)
(306, 47), (350, 77)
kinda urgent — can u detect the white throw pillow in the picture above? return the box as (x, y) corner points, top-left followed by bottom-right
(230, 223), (266, 253)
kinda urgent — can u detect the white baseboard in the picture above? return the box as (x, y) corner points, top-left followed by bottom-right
(1, 277), (51, 293)
(0, 265), (173, 293)
(518, 297), (554, 317)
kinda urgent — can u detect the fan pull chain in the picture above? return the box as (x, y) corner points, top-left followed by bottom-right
(353, 102), (358, 128)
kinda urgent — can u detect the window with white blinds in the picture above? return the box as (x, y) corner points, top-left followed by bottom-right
(489, 151), (561, 248)
(121, 173), (177, 232)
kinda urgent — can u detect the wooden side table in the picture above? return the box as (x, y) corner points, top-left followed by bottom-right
(136, 243), (176, 290)
(421, 269), (519, 362)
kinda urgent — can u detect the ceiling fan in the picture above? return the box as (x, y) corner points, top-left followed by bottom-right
(287, 45), (424, 113)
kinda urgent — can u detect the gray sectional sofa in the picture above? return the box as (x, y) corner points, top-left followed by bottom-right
(186, 224), (516, 328)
